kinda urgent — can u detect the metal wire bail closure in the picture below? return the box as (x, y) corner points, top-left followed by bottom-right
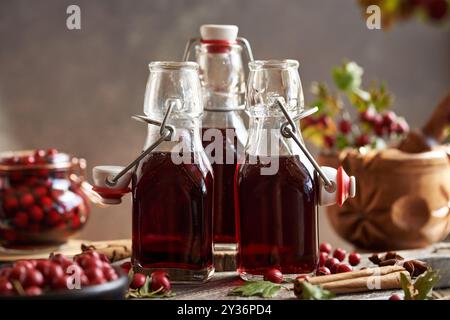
(275, 98), (356, 206)
(103, 101), (177, 188)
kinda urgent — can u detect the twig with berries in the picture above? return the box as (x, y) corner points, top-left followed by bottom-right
(302, 61), (409, 153)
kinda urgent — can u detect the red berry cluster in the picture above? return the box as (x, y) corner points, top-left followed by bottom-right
(359, 109), (409, 138)
(317, 242), (361, 275)
(0, 250), (118, 296)
(129, 270), (171, 294)
(0, 149), (88, 244)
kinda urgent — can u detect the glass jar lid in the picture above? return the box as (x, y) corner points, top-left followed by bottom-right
(0, 149), (75, 171)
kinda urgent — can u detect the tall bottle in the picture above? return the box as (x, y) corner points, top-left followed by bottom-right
(132, 61), (214, 282)
(183, 25), (253, 248)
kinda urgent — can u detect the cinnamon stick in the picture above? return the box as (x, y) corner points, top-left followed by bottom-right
(294, 266), (410, 296)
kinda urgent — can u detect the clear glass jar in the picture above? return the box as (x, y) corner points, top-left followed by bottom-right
(132, 61), (214, 283)
(194, 27), (249, 247)
(0, 150), (90, 248)
(235, 60), (318, 280)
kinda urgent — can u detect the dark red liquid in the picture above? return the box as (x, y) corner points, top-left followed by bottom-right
(132, 152), (213, 273)
(202, 127), (239, 244)
(235, 155), (318, 275)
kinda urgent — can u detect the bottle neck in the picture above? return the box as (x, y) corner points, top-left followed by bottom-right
(196, 43), (245, 111)
(144, 118), (203, 153)
(245, 116), (304, 157)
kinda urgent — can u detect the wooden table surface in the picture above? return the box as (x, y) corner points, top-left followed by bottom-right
(148, 243), (450, 300)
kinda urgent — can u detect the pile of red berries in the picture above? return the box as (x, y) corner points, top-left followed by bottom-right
(129, 270), (171, 294)
(0, 250), (119, 297)
(317, 242), (361, 276)
(0, 149), (88, 243)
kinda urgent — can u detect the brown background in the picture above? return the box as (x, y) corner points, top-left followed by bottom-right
(0, 0), (449, 250)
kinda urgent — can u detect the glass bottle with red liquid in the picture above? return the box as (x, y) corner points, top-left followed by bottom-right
(235, 60), (356, 280)
(93, 61), (214, 283)
(183, 25), (253, 249)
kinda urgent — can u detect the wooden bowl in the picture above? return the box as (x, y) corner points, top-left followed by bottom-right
(319, 147), (450, 251)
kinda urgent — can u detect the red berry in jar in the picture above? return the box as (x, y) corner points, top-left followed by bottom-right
(34, 149), (46, 160)
(25, 286), (42, 296)
(40, 196), (53, 210)
(263, 268), (284, 284)
(319, 242), (332, 254)
(72, 215), (81, 229)
(28, 205), (44, 222)
(389, 294), (402, 300)
(325, 257), (340, 270)
(348, 252), (361, 266)
(319, 252), (328, 267)
(20, 194), (34, 208)
(20, 155), (35, 165)
(46, 209), (61, 226)
(333, 248), (347, 262)
(316, 266), (331, 276)
(33, 186), (48, 198)
(130, 273), (147, 289)
(24, 269), (44, 288)
(338, 119), (352, 134)
(46, 148), (58, 157)
(3, 196), (19, 211)
(336, 263), (353, 273)
(150, 271), (171, 293)
(13, 212), (29, 228)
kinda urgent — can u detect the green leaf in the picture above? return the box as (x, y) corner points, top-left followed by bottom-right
(400, 272), (413, 300)
(229, 281), (282, 298)
(299, 281), (334, 300)
(332, 62), (363, 92)
(413, 269), (440, 300)
(400, 269), (440, 300)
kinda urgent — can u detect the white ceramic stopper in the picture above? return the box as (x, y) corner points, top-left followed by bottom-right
(200, 24), (238, 41)
(318, 166), (356, 207)
(92, 165), (132, 190)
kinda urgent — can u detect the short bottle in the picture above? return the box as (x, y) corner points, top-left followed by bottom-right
(235, 60), (356, 280)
